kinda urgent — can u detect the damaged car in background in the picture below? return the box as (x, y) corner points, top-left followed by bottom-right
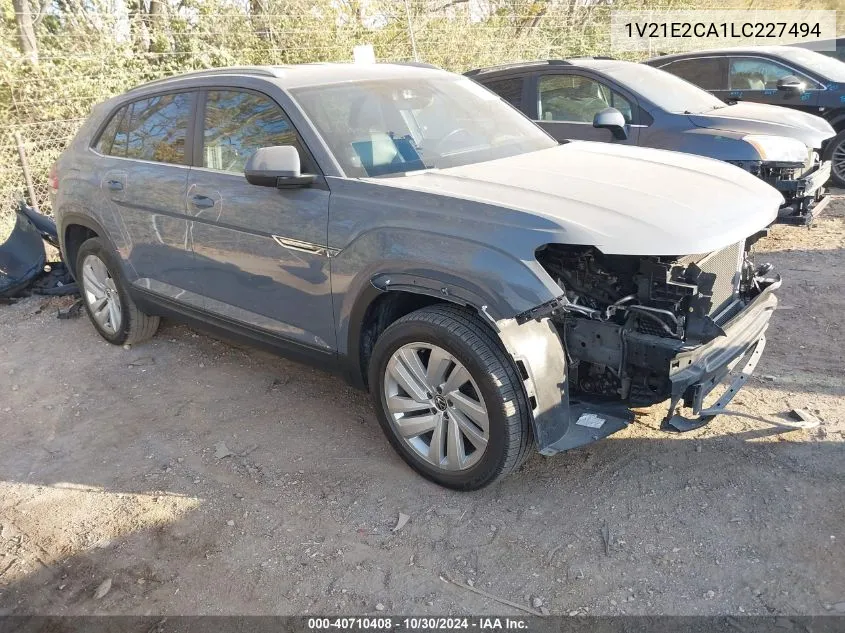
(468, 58), (833, 224)
(53, 63), (782, 490)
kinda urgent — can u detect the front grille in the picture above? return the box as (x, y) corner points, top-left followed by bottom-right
(678, 241), (743, 319)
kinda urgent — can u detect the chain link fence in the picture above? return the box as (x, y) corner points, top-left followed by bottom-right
(1, 120), (84, 218)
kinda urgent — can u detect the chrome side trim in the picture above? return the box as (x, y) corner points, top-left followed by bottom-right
(272, 234), (340, 258)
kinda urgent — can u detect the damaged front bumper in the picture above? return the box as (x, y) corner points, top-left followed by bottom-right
(501, 277), (780, 456)
(775, 159), (831, 225)
(661, 276), (779, 431)
(770, 159), (831, 225)
(731, 157), (831, 225)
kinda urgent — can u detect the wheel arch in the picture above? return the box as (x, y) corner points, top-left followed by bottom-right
(59, 212), (110, 279)
(345, 277), (495, 390)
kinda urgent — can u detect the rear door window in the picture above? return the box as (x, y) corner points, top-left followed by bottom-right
(123, 92), (193, 164)
(481, 76), (525, 110)
(660, 58), (727, 90)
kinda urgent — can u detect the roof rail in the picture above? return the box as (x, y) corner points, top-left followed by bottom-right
(464, 57), (618, 76)
(128, 66), (284, 92)
(567, 55), (616, 61)
(390, 61), (440, 69)
(464, 60), (572, 76)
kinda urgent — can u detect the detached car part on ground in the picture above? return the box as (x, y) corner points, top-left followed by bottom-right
(468, 58), (833, 225)
(53, 64), (782, 490)
(0, 202), (77, 299)
(645, 46), (845, 188)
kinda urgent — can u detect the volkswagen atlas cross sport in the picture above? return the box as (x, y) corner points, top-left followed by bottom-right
(52, 63), (783, 490)
(646, 46), (845, 187)
(468, 58), (833, 224)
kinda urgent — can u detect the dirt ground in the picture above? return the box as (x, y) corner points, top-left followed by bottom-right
(0, 201), (843, 618)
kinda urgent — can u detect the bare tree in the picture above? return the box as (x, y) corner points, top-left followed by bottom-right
(250, 0), (272, 40)
(12, 0), (39, 64)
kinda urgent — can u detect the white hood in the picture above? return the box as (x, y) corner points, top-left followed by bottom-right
(372, 142), (783, 256)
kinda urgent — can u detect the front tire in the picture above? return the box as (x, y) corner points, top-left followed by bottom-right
(824, 129), (845, 188)
(76, 237), (159, 346)
(368, 304), (533, 490)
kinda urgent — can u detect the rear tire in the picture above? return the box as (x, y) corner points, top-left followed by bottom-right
(823, 129), (845, 188)
(76, 237), (159, 346)
(368, 304), (533, 490)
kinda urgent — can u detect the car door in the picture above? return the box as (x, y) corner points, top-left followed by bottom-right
(532, 72), (639, 144)
(92, 91), (200, 305)
(726, 56), (821, 111)
(186, 88), (335, 353)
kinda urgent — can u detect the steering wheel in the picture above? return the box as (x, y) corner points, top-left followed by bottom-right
(436, 127), (472, 150)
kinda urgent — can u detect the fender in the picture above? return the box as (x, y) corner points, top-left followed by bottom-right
(369, 272), (498, 321)
(652, 128), (763, 162)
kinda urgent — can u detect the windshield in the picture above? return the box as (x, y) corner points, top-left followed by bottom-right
(604, 62), (726, 114)
(777, 47), (845, 82)
(291, 77), (556, 177)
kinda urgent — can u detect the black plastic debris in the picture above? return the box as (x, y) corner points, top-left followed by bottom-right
(57, 298), (84, 319)
(0, 202), (46, 297)
(0, 201), (78, 299)
(18, 202), (60, 250)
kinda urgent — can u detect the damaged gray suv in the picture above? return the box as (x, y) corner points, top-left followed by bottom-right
(53, 63), (783, 490)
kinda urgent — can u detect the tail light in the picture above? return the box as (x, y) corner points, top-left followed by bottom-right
(49, 163), (59, 194)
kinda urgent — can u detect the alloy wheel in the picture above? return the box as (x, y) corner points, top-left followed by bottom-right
(383, 343), (490, 471)
(81, 254), (122, 335)
(832, 138), (845, 184)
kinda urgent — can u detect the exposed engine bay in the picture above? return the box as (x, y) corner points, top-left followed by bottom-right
(529, 235), (777, 410)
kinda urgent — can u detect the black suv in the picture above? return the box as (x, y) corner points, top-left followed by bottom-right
(646, 46), (845, 186)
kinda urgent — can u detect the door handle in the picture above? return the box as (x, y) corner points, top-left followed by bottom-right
(190, 194), (215, 209)
(106, 180), (124, 191)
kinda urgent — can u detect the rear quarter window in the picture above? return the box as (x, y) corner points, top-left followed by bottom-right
(93, 105), (129, 155)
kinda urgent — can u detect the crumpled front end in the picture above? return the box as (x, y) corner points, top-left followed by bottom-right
(507, 234), (779, 454)
(729, 153), (831, 225)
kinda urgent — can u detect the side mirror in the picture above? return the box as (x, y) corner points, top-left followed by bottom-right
(244, 146), (315, 189)
(776, 75), (806, 95)
(593, 107), (628, 140)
